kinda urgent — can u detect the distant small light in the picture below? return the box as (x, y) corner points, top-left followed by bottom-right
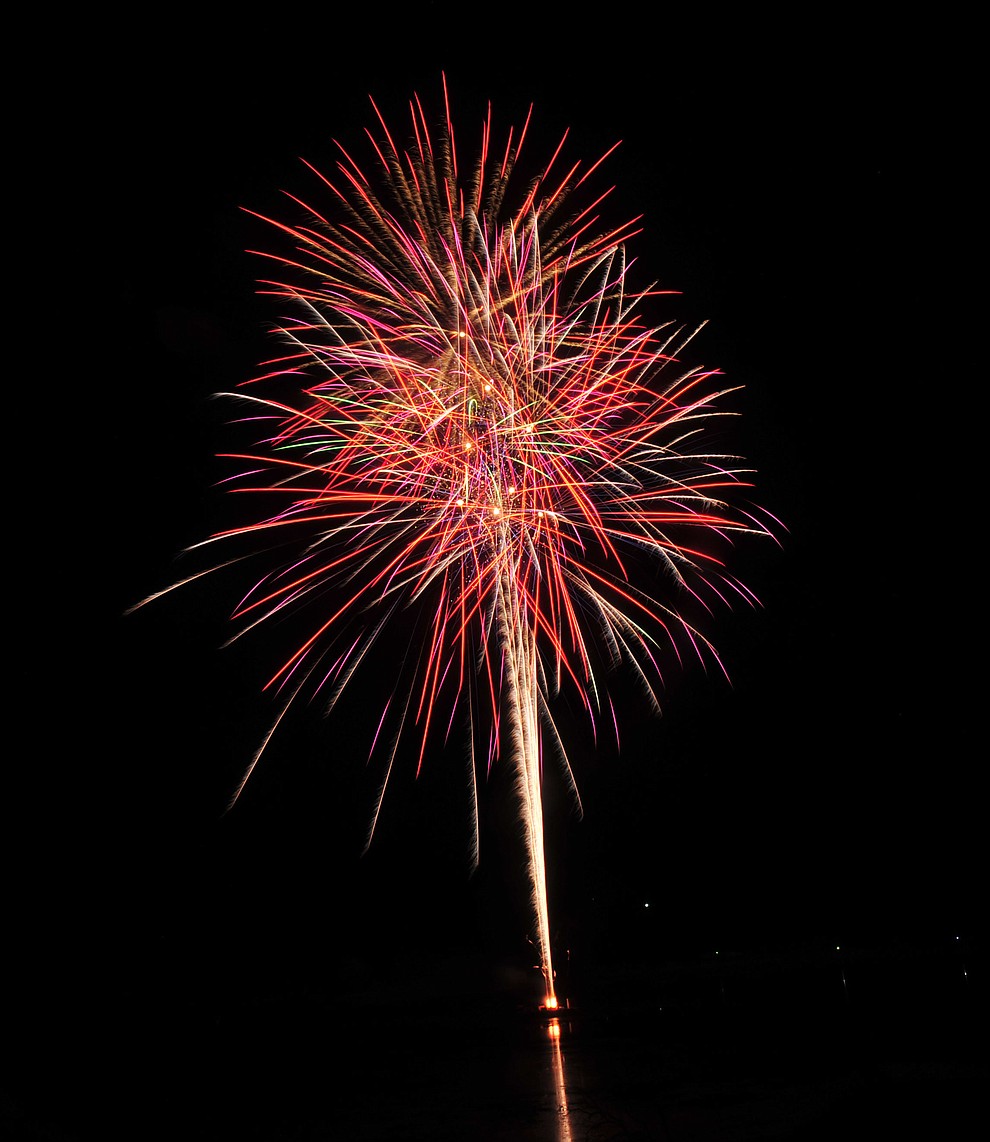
(644, 902), (649, 909)
(835, 946), (841, 952)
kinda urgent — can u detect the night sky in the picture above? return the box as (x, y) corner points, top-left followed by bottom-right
(29, 10), (977, 1023)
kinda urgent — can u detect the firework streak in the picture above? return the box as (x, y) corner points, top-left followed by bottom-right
(146, 80), (774, 1007)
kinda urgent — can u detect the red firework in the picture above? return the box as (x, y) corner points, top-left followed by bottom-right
(139, 80), (775, 1003)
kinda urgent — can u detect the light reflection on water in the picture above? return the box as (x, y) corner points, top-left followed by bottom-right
(545, 1016), (574, 1142)
(111, 943), (976, 1142)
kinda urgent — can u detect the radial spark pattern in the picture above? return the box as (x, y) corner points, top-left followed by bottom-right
(148, 82), (773, 1005)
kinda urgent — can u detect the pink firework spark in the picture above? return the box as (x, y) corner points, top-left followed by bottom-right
(140, 79), (775, 1007)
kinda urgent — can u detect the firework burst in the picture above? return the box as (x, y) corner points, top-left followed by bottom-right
(140, 79), (774, 1007)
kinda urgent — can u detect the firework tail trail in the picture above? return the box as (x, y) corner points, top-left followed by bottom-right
(497, 563), (556, 1004)
(134, 80), (777, 1009)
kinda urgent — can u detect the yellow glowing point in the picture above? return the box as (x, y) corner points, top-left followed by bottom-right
(492, 507), (501, 516)
(544, 994), (559, 1010)
(456, 498), (465, 507)
(484, 383), (492, 393)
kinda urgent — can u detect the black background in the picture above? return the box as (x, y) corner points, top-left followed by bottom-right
(22, 7), (979, 1027)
